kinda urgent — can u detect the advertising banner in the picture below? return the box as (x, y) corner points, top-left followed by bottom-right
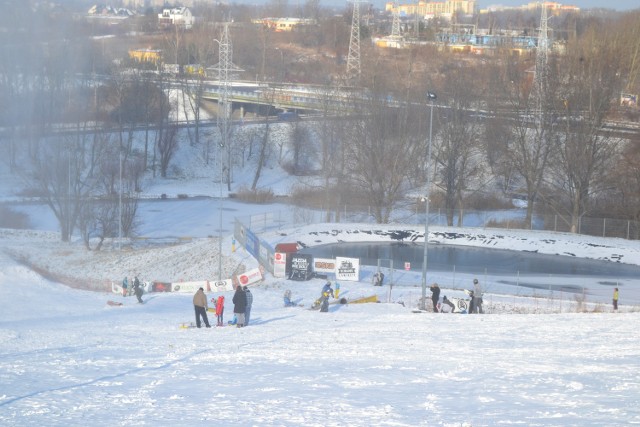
(288, 253), (313, 281)
(313, 257), (336, 274)
(237, 267), (263, 287)
(209, 279), (234, 292)
(274, 252), (287, 278)
(335, 257), (360, 281)
(171, 281), (208, 293)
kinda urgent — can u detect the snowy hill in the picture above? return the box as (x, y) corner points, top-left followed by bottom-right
(1, 116), (640, 425)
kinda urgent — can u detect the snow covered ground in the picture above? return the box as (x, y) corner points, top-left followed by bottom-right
(2, 195), (640, 425)
(2, 122), (640, 425)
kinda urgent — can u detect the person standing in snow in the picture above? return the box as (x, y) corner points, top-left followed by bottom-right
(429, 283), (441, 313)
(232, 285), (247, 328)
(122, 277), (128, 297)
(320, 281), (334, 312)
(133, 279), (144, 304)
(192, 288), (211, 328)
(613, 288), (619, 311)
(244, 286), (253, 326)
(472, 278), (484, 314)
(214, 295), (225, 326)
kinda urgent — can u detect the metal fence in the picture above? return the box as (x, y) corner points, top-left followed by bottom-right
(235, 205), (640, 241)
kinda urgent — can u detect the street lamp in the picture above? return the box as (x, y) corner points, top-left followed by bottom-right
(421, 91), (437, 310)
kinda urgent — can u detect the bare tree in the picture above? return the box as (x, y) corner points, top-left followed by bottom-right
(344, 91), (424, 223)
(434, 66), (484, 226)
(484, 51), (560, 227)
(546, 27), (622, 233)
(158, 124), (179, 178)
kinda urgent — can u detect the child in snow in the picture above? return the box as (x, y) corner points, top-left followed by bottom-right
(215, 295), (225, 326)
(283, 290), (296, 307)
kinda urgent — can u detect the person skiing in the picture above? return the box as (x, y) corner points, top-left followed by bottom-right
(133, 279), (143, 304)
(232, 285), (247, 328)
(215, 295), (225, 326)
(320, 281), (334, 313)
(613, 287), (619, 311)
(244, 286), (253, 326)
(192, 288), (211, 328)
(122, 277), (128, 297)
(429, 283), (441, 313)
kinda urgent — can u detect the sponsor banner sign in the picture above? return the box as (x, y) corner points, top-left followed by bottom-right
(274, 252), (287, 278)
(245, 229), (259, 258)
(313, 257), (336, 274)
(259, 243), (269, 266)
(335, 257), (360, 282)
(111, 282), (123, 294)
(151, 282), (172, 292)
(210, 279), (234, 292)
(289, 253), (313, 281)
(237, 267), (263, 287)
(171, 281), (208, 293)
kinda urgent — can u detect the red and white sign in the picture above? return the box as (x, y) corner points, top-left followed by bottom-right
(405, 262), (411, 271)
(237, 267), (263, 286)
(274, 252), (287, 278)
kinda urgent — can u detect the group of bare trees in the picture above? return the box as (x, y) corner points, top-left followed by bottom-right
(0, 5), (180, 247)
(1, 2), (639, 244)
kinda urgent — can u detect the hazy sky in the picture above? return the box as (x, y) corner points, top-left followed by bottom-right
(481, 0), (639, 10)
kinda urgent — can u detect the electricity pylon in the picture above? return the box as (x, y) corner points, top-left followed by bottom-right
(346, 0), (368, 83)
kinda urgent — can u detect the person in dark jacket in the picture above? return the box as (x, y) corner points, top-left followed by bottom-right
(429, 283), (441, 313)
(320, 281), (334, 312)
(232, 285), (247, 327)
(244, 286), (253, 326)
(133, 279), (144, 304)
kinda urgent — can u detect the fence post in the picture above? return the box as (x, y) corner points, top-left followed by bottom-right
(628, 220), (631, 240)
(554, 215), (557, 232)
(603, 218), (606, 238)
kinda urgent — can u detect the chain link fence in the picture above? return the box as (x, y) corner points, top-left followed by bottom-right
(235, 205), (640, 241)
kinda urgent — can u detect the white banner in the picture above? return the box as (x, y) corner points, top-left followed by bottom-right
(111, 282), (123, 294)
(335, 257), (360, 282)
(209, 279), (234, 292)
(313, 257), (336, 274)
(237, 267), (263, 287)
(274, 252), (287, 278)
(171, 281), (208, 293)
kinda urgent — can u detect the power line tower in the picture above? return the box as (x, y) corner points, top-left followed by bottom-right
(346, 0), (368, 83)
(391, 0), (401, 38)
(534, 1), (550, 113)
(210, 21), (242, 280)
(210, 21), (242, 173)
(414, 0), (420, 39)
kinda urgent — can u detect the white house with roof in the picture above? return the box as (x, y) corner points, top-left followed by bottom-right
(158, 7), (195, 29)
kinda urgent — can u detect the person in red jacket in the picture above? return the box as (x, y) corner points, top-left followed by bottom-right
(215, 295), (225, 326)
